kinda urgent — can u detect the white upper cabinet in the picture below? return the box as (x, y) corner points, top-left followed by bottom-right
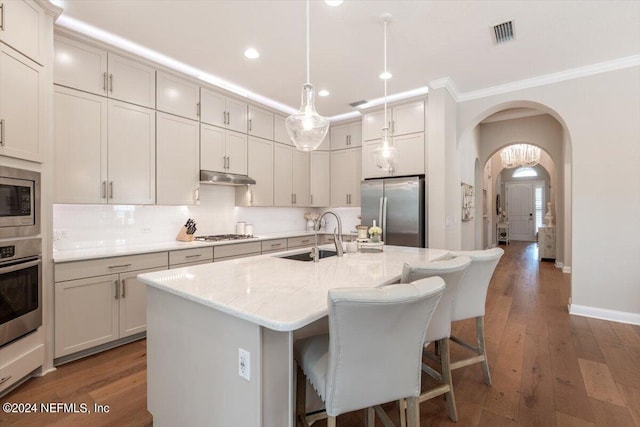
(273, 114), (291, 145)
(54, 87), (107, 204)
(273, 143), (293, 206)
(363, 133), (425, 179)
(107, 101), (156, 205)
(54, 36), (156, 108)
(236, 136), (273, 207)
(200, 88), (247, 133)
(54, 36), (107, 95)
(310, 151), (330, 207)
(273, 144), (310, 207)
(0, 44), (41, 162)
(157, 71), (199, 121)
(331, 147), (361, 207)
(156, 112), (199, 205)
(0, 0), (42, 64)
(330, 122), (361, 150)
(107, 53), (156, 108)
(200, 124), (247, 175)
(363, 100), (424, 141)
(54, 86), (155, 204)
(247, 105), (274, 140)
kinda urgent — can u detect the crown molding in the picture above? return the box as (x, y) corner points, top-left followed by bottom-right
(457, 55), (640, 102)
(36, 0), (63, 18)
(429, 77), (461, 101)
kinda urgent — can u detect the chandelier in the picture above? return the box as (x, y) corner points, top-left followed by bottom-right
(285, 0), (330, 151)
(372, 14), (398, 173)
(500, 144), (540, 168)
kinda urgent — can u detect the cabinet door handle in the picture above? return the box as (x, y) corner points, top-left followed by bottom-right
(114, 280), (119, 300)
(270, 243), (282, 248)
(310, 194), (313, 205)
(0, 4), (4, 31)
(227, 156), (230, 170)
(0, 118), (4, 146)
(109, 74), (114, 92)
(249, 189), (253, 205)
(102, 72), (107, 92)
(196, 102), (201, 117)
(186, 254), (202, 259)
(226, 111), (230, 125)
(248, 118), (252, 131)
(108, 263), (132, 269)
(109, 181), (114, 199)
(101, 181), (107, 199)
(392, 120), (395, 134)
(0, 375), (12, 386)
(121, 279), (126, 299)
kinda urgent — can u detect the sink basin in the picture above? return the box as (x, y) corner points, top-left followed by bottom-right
(278, 250), (337, 262)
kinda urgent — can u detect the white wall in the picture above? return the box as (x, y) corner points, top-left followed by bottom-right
(456, 66), (640, 320)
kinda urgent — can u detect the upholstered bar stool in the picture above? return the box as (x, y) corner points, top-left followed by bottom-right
(447, 248), (504, 385)
(400, 256), (472, 422)
(294, 278), (446, 427)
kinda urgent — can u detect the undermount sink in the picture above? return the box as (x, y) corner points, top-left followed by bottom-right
(277, 250), (337, 262)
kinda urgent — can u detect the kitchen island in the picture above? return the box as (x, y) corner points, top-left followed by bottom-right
(138, 245), (449, 427)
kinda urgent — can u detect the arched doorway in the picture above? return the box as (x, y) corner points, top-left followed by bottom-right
(458, 102), (572, 273)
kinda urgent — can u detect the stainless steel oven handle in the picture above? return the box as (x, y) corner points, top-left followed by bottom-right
(0, 258), (41, 274)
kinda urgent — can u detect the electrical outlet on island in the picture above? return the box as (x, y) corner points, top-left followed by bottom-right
(238, 348), (250, 381)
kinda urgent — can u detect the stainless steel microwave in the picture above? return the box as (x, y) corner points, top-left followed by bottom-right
(0, 166), (40, 238)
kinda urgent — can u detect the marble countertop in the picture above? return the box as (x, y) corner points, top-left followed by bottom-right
(52, 230), (352, 263)
(138, 245), (449, 332)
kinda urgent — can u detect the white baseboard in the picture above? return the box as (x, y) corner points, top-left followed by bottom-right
(569, 303), (640, 325)
(554, 261), (571, 273)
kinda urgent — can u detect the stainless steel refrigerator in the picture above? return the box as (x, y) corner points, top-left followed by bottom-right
(360, 176), (426, 247)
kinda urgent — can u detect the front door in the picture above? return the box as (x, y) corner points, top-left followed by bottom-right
(506, 182), (535, 241)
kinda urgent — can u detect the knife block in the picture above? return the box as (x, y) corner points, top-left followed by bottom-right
(176, 226), (195, 242)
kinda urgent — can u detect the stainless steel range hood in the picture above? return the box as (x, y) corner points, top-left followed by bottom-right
(200, 170), (256, 186)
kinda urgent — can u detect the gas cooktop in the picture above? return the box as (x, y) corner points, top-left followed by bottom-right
(194, 234), (256, 242)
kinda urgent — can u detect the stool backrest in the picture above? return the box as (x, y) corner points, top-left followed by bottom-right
(400, 256), (471, 342)
(448, 248), (503, 321)
(324, 277), (445, 416)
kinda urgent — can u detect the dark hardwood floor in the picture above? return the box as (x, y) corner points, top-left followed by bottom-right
(1, 242), (639, 426)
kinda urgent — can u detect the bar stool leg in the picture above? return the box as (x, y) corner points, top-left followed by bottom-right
(441, 338), (458, 422)
(406, 396), (420, 427)
(365, 407), (375, 427)
(327, 416), (337, 427)
(477, 316), (492, 385)
(296, 365), (309, 427)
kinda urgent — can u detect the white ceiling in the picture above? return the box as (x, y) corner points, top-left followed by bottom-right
(52, 0), (640, 119)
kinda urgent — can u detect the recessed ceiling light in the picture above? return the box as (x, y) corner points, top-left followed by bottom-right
(244, 48), (260, 59)
(379, 71), (392, 80)
(318, 89), (330, 97)
(324, 0), (343, 6)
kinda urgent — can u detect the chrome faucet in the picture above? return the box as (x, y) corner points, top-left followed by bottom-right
(311, 210), (344, 262)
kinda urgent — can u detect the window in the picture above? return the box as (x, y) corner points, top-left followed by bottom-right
(512, 167), (538, 178)
(534, 184), (544, 232)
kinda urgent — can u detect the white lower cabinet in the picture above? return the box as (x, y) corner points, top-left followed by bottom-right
(214, 241), (261, 261)
(54, 253), (168, 360)
(157, 112), (200, 205)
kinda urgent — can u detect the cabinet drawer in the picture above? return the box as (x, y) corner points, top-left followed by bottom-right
(214, 242), (261, 260)
(169, 247), (213, 266)
(287, 236), (314, 248)
(261, 239), (287, 253)
(0, 343), (44, 393)
(55, 252), (168, 282)
(169, 259), (213, 269)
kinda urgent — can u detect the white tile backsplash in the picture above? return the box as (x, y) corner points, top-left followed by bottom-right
(53, 185), (361, 251)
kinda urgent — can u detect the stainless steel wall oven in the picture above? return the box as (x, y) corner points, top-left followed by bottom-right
(0, 238), (42, 347)
(0, 166), (40, 239)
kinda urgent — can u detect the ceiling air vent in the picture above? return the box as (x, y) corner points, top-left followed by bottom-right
(493, 20), (514, 44)
(349, 100), (367, 108)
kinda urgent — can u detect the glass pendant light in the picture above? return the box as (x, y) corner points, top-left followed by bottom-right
(373, 15), (398, 173)
(285, 0), (330, 152)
